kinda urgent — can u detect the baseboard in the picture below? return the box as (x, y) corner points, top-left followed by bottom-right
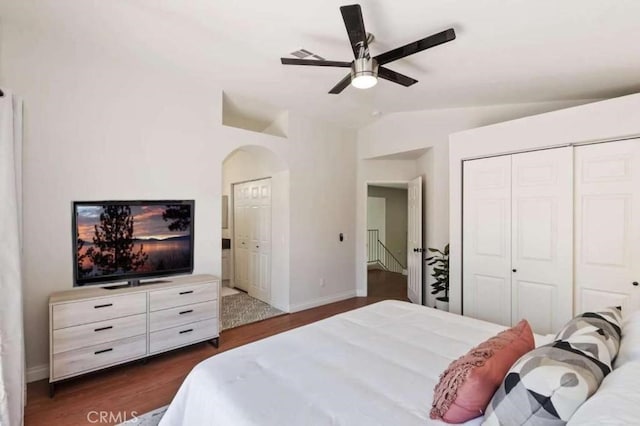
(26, 364), (49, 383)
(289, 290), (357, 313)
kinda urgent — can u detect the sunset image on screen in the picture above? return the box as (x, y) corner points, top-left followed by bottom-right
(75, 204), (191, 282)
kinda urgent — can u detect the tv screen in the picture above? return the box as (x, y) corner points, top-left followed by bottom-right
(73, 200), (194, 286)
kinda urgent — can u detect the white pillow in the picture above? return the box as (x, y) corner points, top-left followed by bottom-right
(623, 292), (640, 318)
(614, 310), (640, 369)
(568, 361), (640, 425)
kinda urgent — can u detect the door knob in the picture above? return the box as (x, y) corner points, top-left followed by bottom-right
(633, 281), (639, 287)
(512, 269), (517, 273)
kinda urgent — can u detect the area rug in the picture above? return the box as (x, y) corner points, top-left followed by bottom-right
(119, 405), (168, 425)
(221, 292), (284, 330)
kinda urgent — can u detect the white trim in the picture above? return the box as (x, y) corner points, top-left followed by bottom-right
(289, 290), (356, 313)
(26, 364), (49, 383)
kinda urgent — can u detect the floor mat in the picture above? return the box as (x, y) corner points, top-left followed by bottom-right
(221, 292), (284, 330)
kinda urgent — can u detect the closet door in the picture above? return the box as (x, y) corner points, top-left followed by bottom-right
(233, 183), (250, 291)
(463, 156), (512, 326)
(575, 140), (640, 312)
(511, 148), (573, 334)
(248, 179), (272, 303)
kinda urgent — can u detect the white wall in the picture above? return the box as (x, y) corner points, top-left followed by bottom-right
(0, 22), (357, 378)
(356, 100), (597, 305)
(222, 147), (290, 311)
(448, 93), (640, 315)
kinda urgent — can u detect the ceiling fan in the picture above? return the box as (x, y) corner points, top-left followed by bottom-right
(280, 4), (456, 94)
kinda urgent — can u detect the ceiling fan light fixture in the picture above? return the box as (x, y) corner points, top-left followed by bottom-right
(351, 58), (378, 89)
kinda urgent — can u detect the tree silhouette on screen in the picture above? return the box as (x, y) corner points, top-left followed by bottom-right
(162, 205), (191, 232)
(88, 205), (148, 274)
(76, 230), (89, 274)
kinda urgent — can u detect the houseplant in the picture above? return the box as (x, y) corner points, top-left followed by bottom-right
(426, 244), (449, 311)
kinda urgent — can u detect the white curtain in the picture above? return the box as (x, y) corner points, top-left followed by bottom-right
(0, 91), (25, 426)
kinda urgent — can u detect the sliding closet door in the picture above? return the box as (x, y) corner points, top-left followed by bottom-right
(575, 140), (640, 312)
(511, 148), (573, 334)
(463, 156), (512, 326)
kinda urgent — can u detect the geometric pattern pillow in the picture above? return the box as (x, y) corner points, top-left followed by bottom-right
(482, 308), (622, 426)
(555, 307), (622, 364)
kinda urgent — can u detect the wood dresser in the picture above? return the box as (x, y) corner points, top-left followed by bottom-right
(48, 274), (219, 396)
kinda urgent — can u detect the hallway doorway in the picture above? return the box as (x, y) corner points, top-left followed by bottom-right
(221, 146), (290, 330)
(366, 183), (410, 302)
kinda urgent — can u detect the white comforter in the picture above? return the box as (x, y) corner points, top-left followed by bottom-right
(160, 300), (546, 426)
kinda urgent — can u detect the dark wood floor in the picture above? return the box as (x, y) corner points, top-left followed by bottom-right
(25, 297), (385, 426)
(367, 269), (408, 301)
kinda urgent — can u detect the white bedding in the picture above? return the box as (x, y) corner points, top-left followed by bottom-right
(160, 300), (548, 426)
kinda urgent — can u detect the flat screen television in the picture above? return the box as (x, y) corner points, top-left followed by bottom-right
(73, 200), (194, 287)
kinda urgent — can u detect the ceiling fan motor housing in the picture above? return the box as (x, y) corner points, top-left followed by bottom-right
(351, 57), (378, 88)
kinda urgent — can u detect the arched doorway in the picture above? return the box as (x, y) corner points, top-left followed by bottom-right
(220, 145), (290, 330)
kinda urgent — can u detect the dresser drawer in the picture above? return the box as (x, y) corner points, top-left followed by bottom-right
(52, 293), (147, 329)
(150, 301), (217, 332)
(149, 318), (218, 354)
(53, 314), (146, 354)
(149, 283), (217, 311)
(52, 335), (146, 380)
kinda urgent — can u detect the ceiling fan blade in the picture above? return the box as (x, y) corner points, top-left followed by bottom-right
(329, 73), (352, 94)
(340, 4), (369, 59)
(378, 67), (418, 87)
(374, 28), (456, 65)
(281, 58), (352, 67)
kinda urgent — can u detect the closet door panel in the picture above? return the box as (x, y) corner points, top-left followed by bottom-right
(247, 179), (272, 304)
(575, 140), (640, 313)
(463, 156), (512, 326)
(511, 147), (573, 334)
(233, 183), (250, 291)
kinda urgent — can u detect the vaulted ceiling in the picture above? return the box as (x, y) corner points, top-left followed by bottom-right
(2, 0), (640, 127)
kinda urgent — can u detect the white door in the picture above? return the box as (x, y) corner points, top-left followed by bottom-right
(575, 139), (640, 312)
(463, 156), (512, 326)
(407, 176), (423, 304)
(367, 196), (386, 245)
(248, 179), (272, 303)
(511, 148), (573, 334)
(233, 183), (250, 291)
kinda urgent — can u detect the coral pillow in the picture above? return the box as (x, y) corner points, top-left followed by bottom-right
(430, 320), (534, 423)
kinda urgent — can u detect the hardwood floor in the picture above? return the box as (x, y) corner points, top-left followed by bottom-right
(25, 297), (382, 426)
(367, 269), (408, 301)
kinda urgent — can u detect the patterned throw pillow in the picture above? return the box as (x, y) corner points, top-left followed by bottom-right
(483, 308), (622, 425)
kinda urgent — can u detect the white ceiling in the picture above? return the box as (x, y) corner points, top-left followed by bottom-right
(3, 0), (640, 128)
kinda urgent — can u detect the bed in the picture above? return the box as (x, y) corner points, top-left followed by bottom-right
(160, 300), (550, 426)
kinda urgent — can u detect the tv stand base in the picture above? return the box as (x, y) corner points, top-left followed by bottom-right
(48, 274), (220, 397)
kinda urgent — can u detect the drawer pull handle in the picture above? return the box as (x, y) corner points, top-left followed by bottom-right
(94, 303), (113, 309)
(179, 290), (194, 295)
(179, 328), (194, 334)
(179, 309), (193, 315)
(94, 348), (113, 355)
(94, 326), (113, 332)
